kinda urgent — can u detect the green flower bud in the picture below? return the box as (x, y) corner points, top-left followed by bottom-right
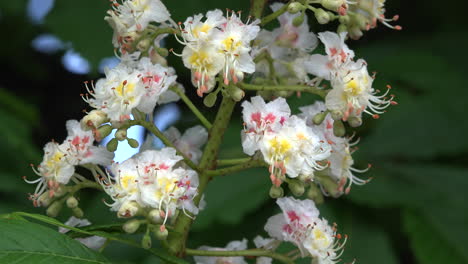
(106, 138), (119, 152)
(203, 92), (217, 107)
(123, 219), (141, 234)
(288, 180), (305, 196)
(127, 138), (139, 148)
(72, 207), (84, 218)
(348, 25), (363, 40)
(315, 8), (330, 24)
(307, 184), (324, 204)
(38, 192), (52, 207)
(287, 2), (304, 14)
(137, 39), (151, 51)
(148, 209), (163, 224)
(141, 233), (152, 249)
(115, 129), (127, 141)
(321, 0), (345, 11)
(95, 124), (113, 142)
(348, 116), (362, 127)
(155, 47), (169, 57)
(333, 119), (346, 137)
(292, 13), (305, 27)
(313, 111), (328, 125)
(337, 24), (348, 35)
(316, 174), (342, 197)
(154, 226), (169, 240)
(269, 185), (284, 199)
(227, 85), (245, 102)
(330, 110), (343, 120)
(46, 201), (63, 218)
(338, 15), (350, 25)
(80, 110), (109, 131)
(66, 196), (78, 209)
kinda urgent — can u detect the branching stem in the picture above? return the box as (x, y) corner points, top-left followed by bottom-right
(170, 86), (212, 129)
(185, 248), (294, 264)
(238, 82), (328, 98)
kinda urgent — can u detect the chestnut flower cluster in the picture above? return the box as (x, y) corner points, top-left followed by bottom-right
(23, 0), (400, 263)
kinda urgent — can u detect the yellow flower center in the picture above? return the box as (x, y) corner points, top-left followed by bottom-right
(269, 137), (292, 155)
(221, 36), (241, 52)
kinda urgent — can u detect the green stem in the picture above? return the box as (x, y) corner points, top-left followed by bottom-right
(254, 50), (277, 81)
(68, 180), (102, 193)
(122, 120), (200, 172)
(170, 86), (212, 129)
(216, 158), (252, 166)
(250, 0), (268, 19)
(185, 248), (294, 264)
(207, 159), (267, 177)
(238, 82), (328, 98)
(260, 1), (291, 26)
(166, 96), (237, 256)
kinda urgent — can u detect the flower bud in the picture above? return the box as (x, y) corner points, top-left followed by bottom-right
(333, 119), (346, 137)
(141, 233), (152, 249)
(316, 174), (342, 197)
(321, 0), (345, 12)
(137, 39), (151, 51)
(330, 110), (343, 120)
(314, 8), (330, 24)
(106, 138), (119, 152)
(155, 47), (169, 57)
(153, 226), (169, 240)
(123, 219), (141, 234)
(348, 116), (362, 127)
(115, 129), (127, 141)
(313, 112), (328, 125)
(288, 180), (305, 196)
(338, 15), (350, 25)
(95, 125), (113, 142)
(298, 174), (314, 184)
(148, 209), (163, 224)
(66, 196), (79, 209)
(203, 92), (217, 107)
(46, 201), (63, 218)
(118, 201), (141, 218)
(292, 13), (305, 27)
(72, 207), (84, 218)
(127, 138), (139, 148)
(307, 184), (324, 204)
(227, 85), (245, 102)
(287, 2), (304, 14)
(269, 185), (284, 199)
(348, 25), (363, 40)
(337, 24), (348, 35)
(80, 110), (109, 131)
(38, 192), (52, 207)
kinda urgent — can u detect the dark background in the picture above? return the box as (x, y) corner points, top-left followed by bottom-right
(0, 0), (467, 263)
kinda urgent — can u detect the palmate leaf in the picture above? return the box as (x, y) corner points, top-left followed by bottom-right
(0, 218), (110, 263)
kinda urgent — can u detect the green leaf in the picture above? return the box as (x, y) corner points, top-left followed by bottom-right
(192, 167), (271, 230)
(403, 210), (467, 264)
(0, 218), (110, 263)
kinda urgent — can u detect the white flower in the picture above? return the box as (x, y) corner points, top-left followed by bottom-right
(26, 120), (113, 206)
(349, 0), (401, 31)
(179, 9), (226, 43)
(260, 116), (331, 184)
(59, 217), (106, 250)
(101, 148), (200, 222)
(270, 3), (318, 52)
(106, 0), (172, 48)
(181, 43), (225, 96)
(241, 96), (291, 156)
(134, 57), (178, 113)
(304, 31), (354, 80)
(326, 59), (395, 120)
(212, 11), (260, 85)
(194, 239), (248, 264)
(264, 197), (348, 262)
(164, 125), (208, 164)
(86, 63), (144, 121)
(265, 197), (319, 254)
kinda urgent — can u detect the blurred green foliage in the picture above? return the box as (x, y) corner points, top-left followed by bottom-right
(0, 0), (467, 263)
